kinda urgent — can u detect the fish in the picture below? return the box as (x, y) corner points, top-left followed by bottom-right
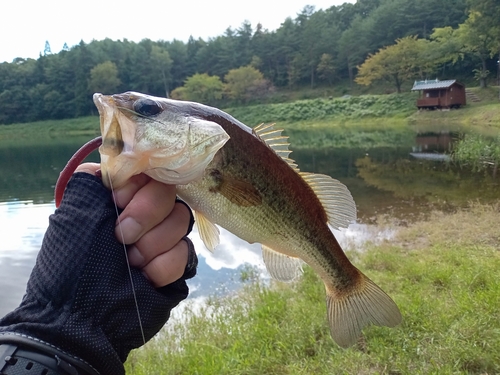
(56, 91), (402, 348)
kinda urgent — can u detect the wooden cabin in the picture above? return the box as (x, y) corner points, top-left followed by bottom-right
(411, 79), (466, 109)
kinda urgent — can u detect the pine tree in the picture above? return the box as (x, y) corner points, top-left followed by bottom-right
(44, 41), (52, 55)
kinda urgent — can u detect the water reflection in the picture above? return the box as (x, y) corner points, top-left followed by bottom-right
(0, 127), (499, 318)
(0, 202), (53, 317)
(409, 131), (458, 161)
(0, 201), (394, 318)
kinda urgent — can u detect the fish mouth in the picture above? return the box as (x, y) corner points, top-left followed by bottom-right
(92, 92), (230, 189)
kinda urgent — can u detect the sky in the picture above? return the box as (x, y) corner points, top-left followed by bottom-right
(0, 0), (354, 63)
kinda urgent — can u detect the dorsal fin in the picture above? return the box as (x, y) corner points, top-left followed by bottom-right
(253, 123), (299, 172)
(300, 172), (357, 229)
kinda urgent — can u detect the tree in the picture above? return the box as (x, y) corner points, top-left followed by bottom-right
(432, 11), (497, 88)
(44, 41), (52, 55)
(150, 45), (172, 97)
(164, 39), (187, 91)
(224, 65), (273, 102)
(355, 36), (437, 93)
(338, 15), (373, 88)
(317, 54), (336, 85)
(171, 73), (224, 105)
(89, 61), (121, 94)
(456, 13), (496, 88)
(287, 54), (308, 88)
(466, 0), (500, 89)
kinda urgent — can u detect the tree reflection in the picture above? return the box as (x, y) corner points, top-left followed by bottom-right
(0, 138), (99, 203)
(356, 155), (499, 205)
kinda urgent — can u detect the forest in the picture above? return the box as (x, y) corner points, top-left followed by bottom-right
(0, 0), (498, 124)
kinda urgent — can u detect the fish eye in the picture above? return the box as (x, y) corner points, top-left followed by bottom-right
(133, 98), (162, 117)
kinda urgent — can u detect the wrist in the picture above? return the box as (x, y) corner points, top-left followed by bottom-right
(0, 332), (100, 375)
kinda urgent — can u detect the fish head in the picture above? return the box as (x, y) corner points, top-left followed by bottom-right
(93, 92), (230, 189)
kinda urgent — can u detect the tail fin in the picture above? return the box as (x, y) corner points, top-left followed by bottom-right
(325, 273), (401, 348)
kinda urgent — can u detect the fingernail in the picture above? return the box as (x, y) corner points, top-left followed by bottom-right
(128, 246), (144, 267)
(117, 217), (143, 244)
(113, 188), (127, 208)
(141, 271), (151, 282)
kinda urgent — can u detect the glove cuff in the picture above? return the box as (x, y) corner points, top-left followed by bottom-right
(0, 332), (100, 375)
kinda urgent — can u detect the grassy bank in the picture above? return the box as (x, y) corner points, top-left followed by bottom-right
(0, 116), (100, 142)
(226, 93), (416, 127)
(0, 88), (497, 150)
(125, 204), (500, 375)
(409, 86), (500, 131)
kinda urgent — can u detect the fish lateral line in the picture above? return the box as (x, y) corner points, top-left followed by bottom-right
(86, 91), (402, 348)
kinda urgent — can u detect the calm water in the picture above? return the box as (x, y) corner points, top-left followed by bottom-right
(1, 128), (499, 317)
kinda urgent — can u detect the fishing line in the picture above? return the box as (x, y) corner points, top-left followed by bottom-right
(108, 173), (147, 345)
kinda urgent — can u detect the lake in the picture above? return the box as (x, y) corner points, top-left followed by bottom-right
(1, 126), (499, 318)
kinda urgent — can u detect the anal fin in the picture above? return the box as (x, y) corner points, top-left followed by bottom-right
(262, 245), (303, 282)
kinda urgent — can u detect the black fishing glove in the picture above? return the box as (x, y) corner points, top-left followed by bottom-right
(0, 173), (197, 375)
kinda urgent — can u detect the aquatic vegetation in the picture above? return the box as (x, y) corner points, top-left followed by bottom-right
(452, 133), (500, 173)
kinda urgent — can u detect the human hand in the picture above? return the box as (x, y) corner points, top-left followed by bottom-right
(0, 163), (197, 375)
(76, 163), (193, 287)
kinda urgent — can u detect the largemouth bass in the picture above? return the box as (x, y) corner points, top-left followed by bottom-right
(56, 92), (401, 348)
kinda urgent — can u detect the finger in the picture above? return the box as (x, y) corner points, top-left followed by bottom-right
(127, 202), (192, 267)
(112, 173), (152, 209)
(74, 162), (101, 176)
(116, 179), (177, 244)
(141, 239), (189, 287)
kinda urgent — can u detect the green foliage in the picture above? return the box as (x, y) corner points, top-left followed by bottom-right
(316, 54), (335, 85)
(171, 73), (224, 105)
(223, 66), (273, 103)
(150, 45), (173, 97)
(89, 61), (121, 94)
(432, 10), (499, 89)
(0, 0), (476, 125)
(452, 133), (500, 171)
(125, 204), (500, 374)
(356, 36), (438, 93)
(226, 93), (416, 127)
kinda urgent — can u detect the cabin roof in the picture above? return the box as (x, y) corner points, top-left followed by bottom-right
(411, 79), (460, 91)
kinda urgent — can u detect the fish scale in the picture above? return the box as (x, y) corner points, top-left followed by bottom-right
(57, 91), (402, 349)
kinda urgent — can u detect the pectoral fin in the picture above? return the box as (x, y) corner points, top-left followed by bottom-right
(194, 210), (220, 252)
(262, 245), (303, 282)
(217, 175), (262, 207)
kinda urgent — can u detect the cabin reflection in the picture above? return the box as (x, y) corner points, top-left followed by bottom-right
(410, 131), (458, 161)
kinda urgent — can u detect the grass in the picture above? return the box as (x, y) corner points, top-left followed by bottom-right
(0, 86), (498, 150)
(409, 86), (500, 130)
(125, 203), (500, 375)
(0, 116), (100, 142)
(226, 93), (417, 127)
